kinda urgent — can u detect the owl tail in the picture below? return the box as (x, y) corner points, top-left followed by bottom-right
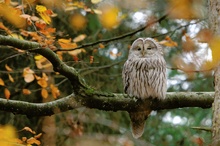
(129, 110), (151, 139)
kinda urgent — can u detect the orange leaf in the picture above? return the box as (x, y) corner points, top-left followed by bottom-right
(159, 36), (178, 47)
(4, 88), (10, 99)
(8, 74), (14, 83)
(27, 137), (41, 145)
(37, 78), (48, 88)
(0, 22), (11, 34)
(22, 89), (32, 95)
(41, 88), (48, 99)
(34, 133), (42, 139)
(99, 43), (105, 49)
(23, 67), (35, 83)
(58, 38), (78, 49)
(5, 64), (13, 71)
(70, 13), (87, 30)
(50, 84), (60, 99)
(90, 56), (94, 64)
(0, 78), (5, 86)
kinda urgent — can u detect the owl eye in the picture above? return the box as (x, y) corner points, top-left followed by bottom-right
(147, 47), (152, 50)
(137, 47), (141, 51)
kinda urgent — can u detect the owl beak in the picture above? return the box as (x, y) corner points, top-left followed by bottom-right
(141, 50), (145, 56)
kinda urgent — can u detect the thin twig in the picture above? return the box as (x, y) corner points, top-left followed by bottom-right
(54, 14), (168, 52)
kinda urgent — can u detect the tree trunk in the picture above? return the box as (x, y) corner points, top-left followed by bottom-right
(208, 0), (220, 145)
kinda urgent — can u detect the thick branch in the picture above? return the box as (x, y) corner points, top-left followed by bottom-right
(0, 92), (213, 116)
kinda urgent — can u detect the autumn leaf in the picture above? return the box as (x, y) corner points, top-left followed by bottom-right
(0, 78), (5, 86)
(23, 67), (35, 83)
(202, 36), (220, 70)
(37, 73), (48, 88)
(90, 56), (94, 64)
(5, 64), (13, 72)
(23, 89), (32, 95)
(50, 84), (60, 99)
(73, 34), (87, 43)
(159, 36), (178, 47)
(69, 13), (87, 30)
(167, 0), (203, 19)
(4, 88), (10, 99)
(22, 127), (36, 134)
(34, 133), (42, 139)
(36, 5), (52, 24)
(196, 29), (214, 43)
(41, 88), (48, 99)
(0, 22), (11, 34)
(182, 34), (196, 52)
(58, 38), (78, 49)
(91, 0), (102, 4)
(27, 137), (41, 145)
(8, 74), (14, 83)
(37, 78), (48, 88)
(99, 43), (105, 49)
(0, 3), (26, 28)
(98, 4), (121, 29)
(0, 125), (17, 146)
(68, 49), (86, 56)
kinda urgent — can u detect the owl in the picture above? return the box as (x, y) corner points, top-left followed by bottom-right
(122, 38), (167, 138)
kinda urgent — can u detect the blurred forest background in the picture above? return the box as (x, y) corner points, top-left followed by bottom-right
(0, 0), (214, 145)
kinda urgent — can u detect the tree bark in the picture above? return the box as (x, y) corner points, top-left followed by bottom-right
(208, 0), (220, 145)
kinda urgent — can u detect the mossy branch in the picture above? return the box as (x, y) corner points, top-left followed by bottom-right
(0, 35), (214, 117)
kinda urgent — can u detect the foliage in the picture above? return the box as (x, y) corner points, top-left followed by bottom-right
(0, 0), (215, 145)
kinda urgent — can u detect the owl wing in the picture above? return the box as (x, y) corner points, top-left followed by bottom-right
(122, 60), (131, 94)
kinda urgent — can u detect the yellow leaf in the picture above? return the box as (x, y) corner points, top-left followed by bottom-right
(4, 88), (10, 99)
(34, 55), (43, 60)
(73, 34), (87, 43)
(0, 3), (26, 28)
(22, 89), (32, 95)
(8, 33), (24, 39)
(91, 0), (102, 4)
(98, 4), (121, 29)
(23, 67), (35, 83)
(0, 125), (17, 146)
(36, 5), (51, 24)
(41, 88), (48, 99)
(0, 78), (5, 86)
(8, 74), (14, 83)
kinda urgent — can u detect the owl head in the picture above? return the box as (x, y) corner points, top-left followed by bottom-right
(128, 38), (163, 58)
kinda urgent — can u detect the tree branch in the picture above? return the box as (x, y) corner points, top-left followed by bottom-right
(0, 35), (214, 117)
(0, 92), (214, 116)
(54, 14), (167, 51)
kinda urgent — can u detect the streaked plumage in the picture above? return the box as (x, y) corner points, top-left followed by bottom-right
(122, 38), (167, 138)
